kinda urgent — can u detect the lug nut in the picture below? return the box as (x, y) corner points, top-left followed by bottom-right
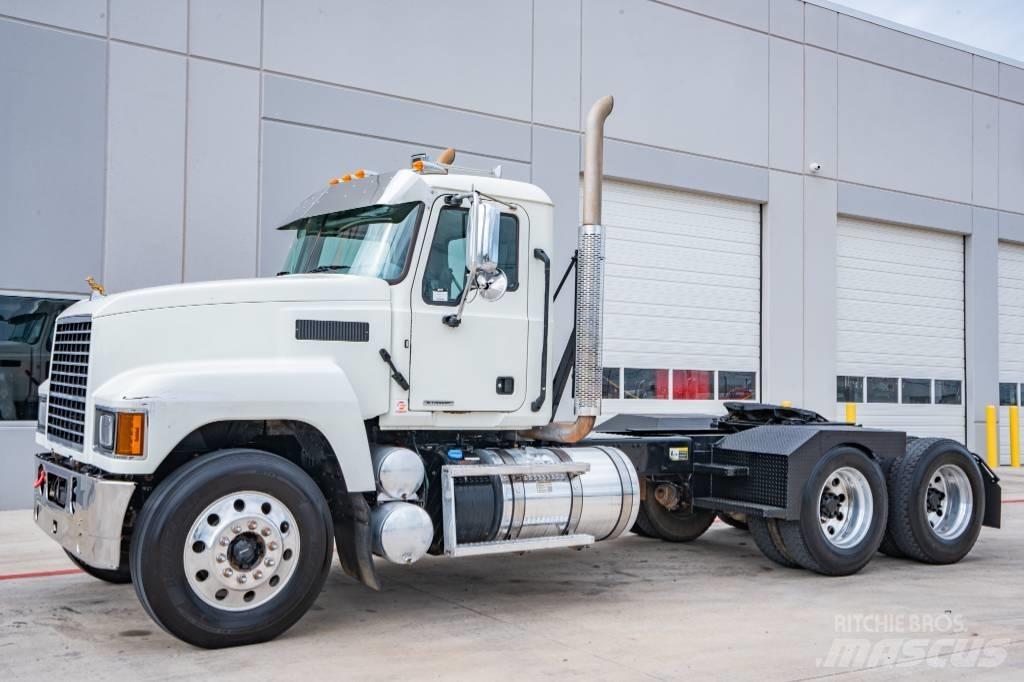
(248, 520), (258, 531)
(237, 574), (248, 584)
(261, 527), (272, 537)
(231, 525), (242, 534)
(254, 570), (263, 579)
(265, 558), (275, 567)
(216, 553), (226, 563)
(219, 536), (230, 546)
(268, 541), (278, 551)
(223, 568), (234, 577)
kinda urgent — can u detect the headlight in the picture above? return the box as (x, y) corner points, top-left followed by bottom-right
(37, 395), (47, 432)
(95, 409), (146, 457)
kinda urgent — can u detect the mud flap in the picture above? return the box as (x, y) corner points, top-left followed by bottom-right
(974, 455), (1002, 529)
(333, 492), (381, 590)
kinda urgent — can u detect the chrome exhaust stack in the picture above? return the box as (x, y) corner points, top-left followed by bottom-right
(523, 95), (614, 444)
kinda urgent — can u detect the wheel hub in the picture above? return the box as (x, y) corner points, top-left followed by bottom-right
(183, 491), (300, 612)
(228, 532), (265, 571)
(818, 467), (872, 549)
(926, 465), (973, 540)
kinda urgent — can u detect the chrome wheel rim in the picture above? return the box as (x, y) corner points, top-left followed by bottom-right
(818, 466), (873, 549)
(926, 464), (973, 540)
(183, 491), (300, 612)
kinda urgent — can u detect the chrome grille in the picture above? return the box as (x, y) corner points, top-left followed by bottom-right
(47, 316), (92, 448)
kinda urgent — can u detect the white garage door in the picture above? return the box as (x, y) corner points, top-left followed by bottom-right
(998, 242), (1024, 464)
(595, 180), (761, 415)
(835, 217), (965, 441)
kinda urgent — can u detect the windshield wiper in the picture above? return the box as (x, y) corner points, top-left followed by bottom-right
(308, 264), (351, 273)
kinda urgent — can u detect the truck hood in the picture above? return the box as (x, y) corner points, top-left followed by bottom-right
(60, 275), (391, 319)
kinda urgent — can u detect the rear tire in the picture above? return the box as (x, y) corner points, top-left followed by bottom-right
(131, 449), (333, 648)
(778, 447), (887, 576)
(748, 516), (800, 568)
(886, 438), (985, 565)
(65, 549), (132, 584)
(638, 480), (715, 543)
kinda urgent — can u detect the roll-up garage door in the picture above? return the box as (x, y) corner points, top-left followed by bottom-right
(998, 242), (1024, 464)
(595, 180), (761, 415)
(835, 217), (965, 441)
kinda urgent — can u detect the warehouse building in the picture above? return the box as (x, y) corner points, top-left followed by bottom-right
(2, 0), (1023, 509)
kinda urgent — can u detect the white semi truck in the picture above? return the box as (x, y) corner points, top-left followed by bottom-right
(32, 97), (1001, 648)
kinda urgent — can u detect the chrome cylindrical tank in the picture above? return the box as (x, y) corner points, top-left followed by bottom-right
(462, 446), (639, 543)
(371, 502), (434, 564)
(372, 445), (426, 500)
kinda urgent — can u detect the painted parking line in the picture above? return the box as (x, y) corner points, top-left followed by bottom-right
(0, 568), (81, 582)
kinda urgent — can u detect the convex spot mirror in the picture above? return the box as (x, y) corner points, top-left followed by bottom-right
(466, 195), (501, 275)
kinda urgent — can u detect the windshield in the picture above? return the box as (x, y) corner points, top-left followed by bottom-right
(279, 202), (423, 281)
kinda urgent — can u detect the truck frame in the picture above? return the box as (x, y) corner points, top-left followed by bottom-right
(31, 96), (1000, 648)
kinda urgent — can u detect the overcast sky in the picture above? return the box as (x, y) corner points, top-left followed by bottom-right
(834, 0), (1024, 62)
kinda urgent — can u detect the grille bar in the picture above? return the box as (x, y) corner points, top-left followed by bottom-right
(47, 316), (91, 449)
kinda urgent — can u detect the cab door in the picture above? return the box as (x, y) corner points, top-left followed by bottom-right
(408, 201), (529, 412)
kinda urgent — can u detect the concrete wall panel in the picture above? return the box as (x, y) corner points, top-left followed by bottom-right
(582, 0), (768, 166)
(658, 0), (768, 31)
(263, 0), (532, 121)
(762, 171), (803, 404)
(0, 20), (106, 294)
(838, 57), (972, 203)
(533, 0), (581, 131)
(973, 94), (999, 209)
(1000, 63), (1024, 105)
(189, 0), (261, 67)
(803, 176), (837, 415)
(1000, 100), (1024, 214)
(804, 46), (837, 178)
(259, 120), (529, 277)
(263, 74), (530, 163)
(184, 60), (260, 283)
(804, 3), (836, 51)
(769, 37), (803, 173)
(838, 183), (972, 235)
(973, 56), (999, 96)
(966, 208), (999, 451)
(0, 0), (106, 35)
(603, 139), (769, 204)
(109, 0), (187, 52)
(104, 44), (186, 292)
(769, 0), (803, 42)
(838, 15), (972, 89)
(1000, 212), (1024, 245)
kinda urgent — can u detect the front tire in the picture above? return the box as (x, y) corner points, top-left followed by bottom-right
(778, 447), (887, 576)
(131, 449), (333, 648)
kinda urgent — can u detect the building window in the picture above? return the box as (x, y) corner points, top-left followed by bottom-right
(421, 207), (519, 305)
(866, 377), (898, 404)
(901, 378), (932, 404)
(836, 376), (864, 403)
(999, 382), (1018, 406)
(718, 371), (756, 400)
(623, 368), (668, 399)
(602, 367), (621, 399)
(672, 369), (714, 400)
(935, 380), (962, 405)
(0, 295), (77, 422)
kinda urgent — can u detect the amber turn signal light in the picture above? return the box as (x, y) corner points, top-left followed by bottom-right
(115, 412), (145, 457)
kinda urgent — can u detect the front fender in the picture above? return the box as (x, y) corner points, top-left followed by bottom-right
(89, 359), (376, 491)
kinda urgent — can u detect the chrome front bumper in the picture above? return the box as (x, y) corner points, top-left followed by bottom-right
(33, 454), (136, 570)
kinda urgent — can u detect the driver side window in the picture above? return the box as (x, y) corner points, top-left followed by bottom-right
(421, 207), (519, 306)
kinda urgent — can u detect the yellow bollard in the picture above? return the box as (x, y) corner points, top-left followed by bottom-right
(986, 405), (998, 468)
(845, 402), (857, 424)
(781, 400), (792, 408)
(1010, 405), (1021, 468)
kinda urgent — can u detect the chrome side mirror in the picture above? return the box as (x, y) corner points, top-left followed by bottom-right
(466, 194), (501, 274)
